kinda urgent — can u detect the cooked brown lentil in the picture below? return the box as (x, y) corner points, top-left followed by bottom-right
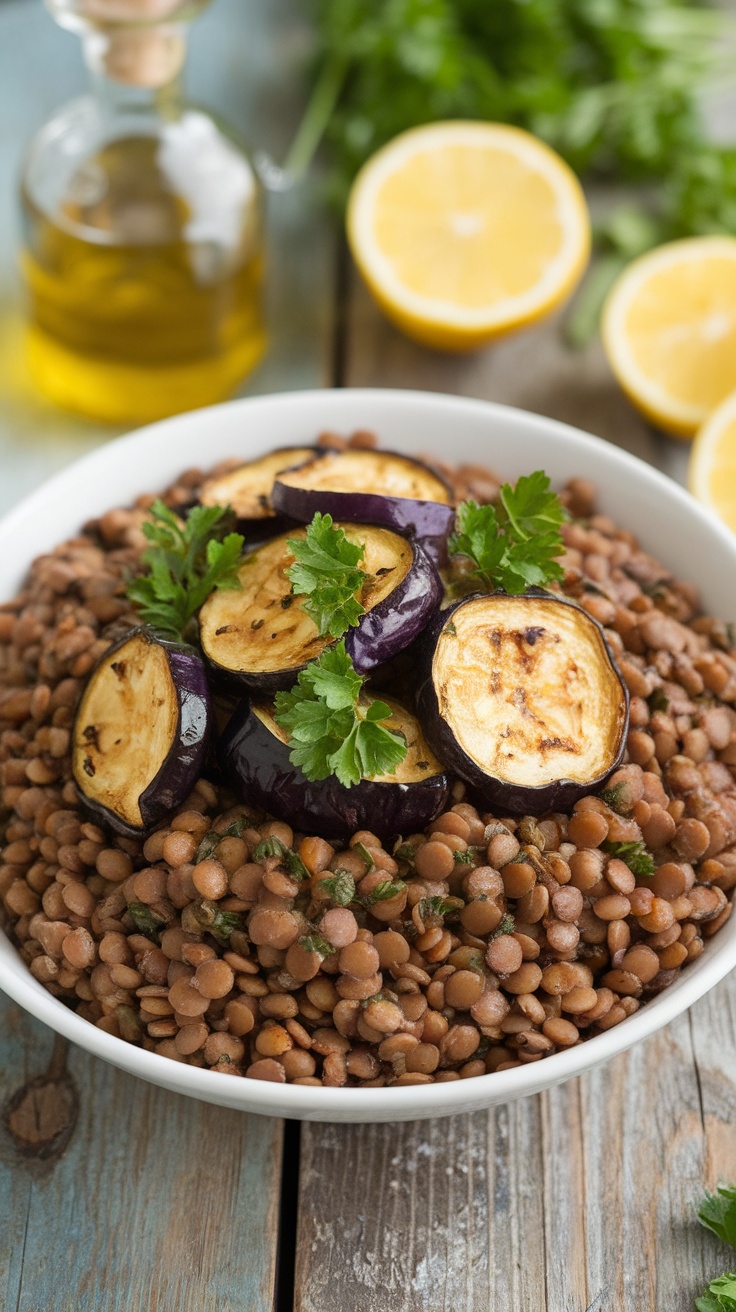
(2, 441), (736, 1088)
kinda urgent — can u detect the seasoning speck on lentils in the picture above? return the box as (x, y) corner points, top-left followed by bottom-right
(2, 434), (736, 1087)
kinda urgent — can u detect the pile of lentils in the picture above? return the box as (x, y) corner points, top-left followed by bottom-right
(1, 432), (736, 1087)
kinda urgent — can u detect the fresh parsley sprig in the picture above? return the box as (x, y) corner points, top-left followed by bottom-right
(699, 1186), (736, 1250)
(287, 513), (366, 639)
(448, 472), (568, 595)
(602, 839), (655, 878)
(697, 1184), (736, 1310)
(126, 500), (244, 643)
(273, 641), (407, 788)
(696, 1273), (736, 1312)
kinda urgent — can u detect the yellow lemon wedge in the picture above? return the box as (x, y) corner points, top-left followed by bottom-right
(689, 389), (736, 530)
(602, 236), (736, 441)
(346, 121), (590, 352)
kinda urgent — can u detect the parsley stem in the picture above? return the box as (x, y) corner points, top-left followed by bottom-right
(283, 50), (350, 180)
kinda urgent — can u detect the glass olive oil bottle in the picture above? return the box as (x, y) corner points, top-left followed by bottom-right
(20, 1), (266, 425)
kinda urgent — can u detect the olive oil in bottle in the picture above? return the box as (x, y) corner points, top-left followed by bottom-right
(20, 2), (266, 425)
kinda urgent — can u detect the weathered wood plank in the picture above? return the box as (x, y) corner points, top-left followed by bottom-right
(0, 997), (283, 1312)
(295, 1100), (547, 1312)
(689, 970), (736, 1190)
(341, 272), (665, 468)
(296, 1004), (730, 1312)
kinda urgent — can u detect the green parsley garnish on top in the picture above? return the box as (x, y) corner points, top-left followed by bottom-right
(126, 499), (244, 643)
(448, 470), (569, 594)
(287, 512), (366, 639)
(273, 640), (407, 787)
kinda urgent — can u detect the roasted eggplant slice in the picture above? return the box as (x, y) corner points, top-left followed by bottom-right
(72, 628), (211, 836)
(198, 447), (318, 541)
(220, 696), (450, 843)
(271, 449), (455, 551)
(417, 590), (629, 814)
(199, 522), (442, 694)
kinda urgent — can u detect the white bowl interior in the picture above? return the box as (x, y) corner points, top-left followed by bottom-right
(1, 388), (734, 1121)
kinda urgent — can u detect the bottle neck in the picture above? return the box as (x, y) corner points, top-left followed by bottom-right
(82, 23), (187, 114)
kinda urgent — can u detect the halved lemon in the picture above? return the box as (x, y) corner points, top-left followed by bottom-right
(689, 389), (736, 529)
(602, 236), (736, 440)
(346, 121), (590, 352)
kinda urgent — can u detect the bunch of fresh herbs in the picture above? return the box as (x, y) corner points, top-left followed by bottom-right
(288, 0), (735, 256)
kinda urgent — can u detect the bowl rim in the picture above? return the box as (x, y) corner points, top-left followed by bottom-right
(1, 385), (735, 1119)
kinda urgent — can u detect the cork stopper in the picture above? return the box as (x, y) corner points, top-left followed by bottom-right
(60, 0), (200, 86)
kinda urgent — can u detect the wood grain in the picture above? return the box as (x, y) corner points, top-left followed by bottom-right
(0, 999), (283, 1312)
(296, 991), (736, 1312)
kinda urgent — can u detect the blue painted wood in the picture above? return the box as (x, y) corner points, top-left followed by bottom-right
(0, 999), (283, 1311)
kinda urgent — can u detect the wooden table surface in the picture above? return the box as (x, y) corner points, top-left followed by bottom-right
(1, 3), (735, 1310)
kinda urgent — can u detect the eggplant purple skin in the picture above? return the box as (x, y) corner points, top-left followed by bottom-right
(415, 589), (631, 816)
(74, 628), (213, 838)
(219, 698), (450, 844)
(204, 537), (444, 697)
(271, 452), (455, 564)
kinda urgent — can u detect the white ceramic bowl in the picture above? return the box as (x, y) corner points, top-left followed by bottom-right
(1, 388), (735, 1123)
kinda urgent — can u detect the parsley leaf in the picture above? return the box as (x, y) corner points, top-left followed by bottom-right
(298, 932), (334, 959)
(252, 835), (309, 881)
(602, 840), (655, 878)
(273, 642), (407, 787)
(318, 869), (356, 906)
(126, 499), (244, 642)
(699, 1187), (736, 1249)
(364, 878), (406, 904)
(127, 902), (165, 943)
(287, 513), (366, 639)
(195, 816), (249, 865)
(192, 900), (244, 944)
(696, 1273), (736, 1312)
(448, 473), (568, 594)
(417, 895), (464, 924)
(490, 914), (516, 940)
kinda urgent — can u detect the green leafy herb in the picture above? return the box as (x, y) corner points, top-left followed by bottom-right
(126, 499), (244, 643)
(602, 839), (655, 878)
(696, 1273), (736, 1312)
(599, 783), (630, 814)
(364, 878), (406, 905)
(195, 816), (249, 865)
(417, 895), (464, 924)
(287, 512), (366, 639)
(197, 902), (243, 944)
(465, 950), (487, 976)
(298, 932), (335, 959)
(453, 849), (476, 865)
(393, 840), (419, 866)
(490, 913), (515, 940)
(648, 687), (670, 714)
(318, 869), (357, 907)
(449, 473), (568, 594)
(127, 902), (165, 943)
(353, 841), (376, 871)
(273, 641), (407, 787)
(699, 1186), (736, 1249)
(360, 990), (394, 1009)
(293, 0), (734, 258)
(252, 835), (309, 881)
